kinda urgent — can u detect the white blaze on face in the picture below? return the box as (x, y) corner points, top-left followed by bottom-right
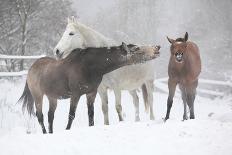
(54, 23), (84, 59)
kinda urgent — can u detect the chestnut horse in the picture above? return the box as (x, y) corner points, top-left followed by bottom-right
(17, 42), (160, 133)
(164, 32), (201, 121)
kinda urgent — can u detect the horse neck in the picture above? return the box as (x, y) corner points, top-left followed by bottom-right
(76, 22), (114, 47)
(82, 48), (126, 75)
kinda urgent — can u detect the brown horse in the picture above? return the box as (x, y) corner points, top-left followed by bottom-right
(17, 42), (160, 133)
(164, 32), (201, 121)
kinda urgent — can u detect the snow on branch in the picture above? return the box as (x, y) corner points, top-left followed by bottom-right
(0, 54), (46, 59)
(0, 70), (28, 76)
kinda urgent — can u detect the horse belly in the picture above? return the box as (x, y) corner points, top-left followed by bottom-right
(101, 62), (155, 91)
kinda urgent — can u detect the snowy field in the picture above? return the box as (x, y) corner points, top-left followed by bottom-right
(0, 78), (232, 155)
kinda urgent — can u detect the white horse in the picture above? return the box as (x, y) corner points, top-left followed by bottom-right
(54, 17), (158, 124)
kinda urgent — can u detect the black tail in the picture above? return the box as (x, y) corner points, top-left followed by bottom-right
(17, 82), (35, 116)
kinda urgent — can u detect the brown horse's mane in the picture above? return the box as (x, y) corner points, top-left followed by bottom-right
(175, 38), (186, 42)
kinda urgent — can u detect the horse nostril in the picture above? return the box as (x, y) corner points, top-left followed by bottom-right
(56, 49), (60, 55)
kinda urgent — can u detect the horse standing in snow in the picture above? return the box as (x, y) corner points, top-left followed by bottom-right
(54, 17), (160, 124)
(164, 32), (201, 121)
(18, 42), (160, 134)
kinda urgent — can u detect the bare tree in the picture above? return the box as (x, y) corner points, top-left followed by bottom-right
(0, 0), (74, 71)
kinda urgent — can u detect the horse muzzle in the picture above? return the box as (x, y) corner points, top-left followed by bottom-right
(175, 52), (183, 63)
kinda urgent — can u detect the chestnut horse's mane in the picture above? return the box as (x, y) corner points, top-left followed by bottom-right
(175, 38), (186, 42)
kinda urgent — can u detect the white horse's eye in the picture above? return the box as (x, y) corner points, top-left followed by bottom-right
(69, 32), (74, 36)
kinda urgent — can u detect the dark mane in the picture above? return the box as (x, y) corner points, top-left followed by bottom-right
(127, 44), (136, 48)
(175, 38), (185, 42)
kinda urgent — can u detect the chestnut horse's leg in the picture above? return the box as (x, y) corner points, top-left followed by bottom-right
(179, 85), (188, 121)
(129, 90), (140, 122)
(164, 79), (177, 121)
(66, 94), (80, 130)
(86, 90), (97, 126)
(48, 97), (57, 133)
(34, 95), (47, 134)
(98, 86), (109, 125)
(186, 81), (198, 119)
(114, 89), (123, 122)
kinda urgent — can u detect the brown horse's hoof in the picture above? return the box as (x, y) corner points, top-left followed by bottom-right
(163, 117), (169, 122)
(135, 116), (140, 122)
(182, 115), (188, 121)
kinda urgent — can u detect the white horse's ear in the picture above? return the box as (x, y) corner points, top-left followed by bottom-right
(67, 17), (71, 23)
(71, 16), (76, 23)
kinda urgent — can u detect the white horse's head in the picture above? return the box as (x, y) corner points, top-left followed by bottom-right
(54, 17), (85, 59)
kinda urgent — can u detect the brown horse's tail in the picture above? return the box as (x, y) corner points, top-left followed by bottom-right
(142, 84), (149, 113)
(17, 82), (35, 116)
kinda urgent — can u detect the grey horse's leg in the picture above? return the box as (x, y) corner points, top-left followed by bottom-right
(164, 79), (177, 121)
(34, 95), (47, 134)
(114, 89), (123, 122)
(66, 94), (80, 130)
(48, 97), (57, 133)
(98, 86), (109, 125)
(145, 80), (155, 120)
(86, 90), (97, 126)
(129, 90), (140, 122)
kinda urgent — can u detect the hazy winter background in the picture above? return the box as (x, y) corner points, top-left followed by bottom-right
(0, 0), (232, 79)
(0, 0), (232, 154)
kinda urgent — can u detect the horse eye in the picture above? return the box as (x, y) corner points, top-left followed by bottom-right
(69, 32), (74, 36)
(134, 47), (140, 50)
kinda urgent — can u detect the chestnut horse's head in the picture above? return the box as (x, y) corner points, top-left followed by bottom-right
(167, 32), (189, 63)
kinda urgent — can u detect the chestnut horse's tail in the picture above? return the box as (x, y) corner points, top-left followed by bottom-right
(142, 84), (149, 113)
(17, 82), (35, 116)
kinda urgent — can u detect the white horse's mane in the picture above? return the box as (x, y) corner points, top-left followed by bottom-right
(68, 16), (116, 48)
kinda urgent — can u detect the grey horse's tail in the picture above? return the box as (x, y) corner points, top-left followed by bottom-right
(17, 82), (35, 116)
(142, 84), (149, 113)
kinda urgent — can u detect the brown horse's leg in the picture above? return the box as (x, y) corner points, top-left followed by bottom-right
(34, 95), (47, 134)
(66, 94), (80, 130)
(86, 91), (97, 126)
(186, 81), (197, 119)
(179, 84), (188, 121)
(164, 79), (177, 121)
(48, 97), (57, 133)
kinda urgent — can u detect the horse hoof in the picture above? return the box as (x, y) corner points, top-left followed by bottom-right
(135, 117), (140, 122)
(190, 116), (195, 119)
(182, 116), (188, 121)
(150, 116), (155, 120)
(104, 122), (109, 125)
(163, 117), (169, 122)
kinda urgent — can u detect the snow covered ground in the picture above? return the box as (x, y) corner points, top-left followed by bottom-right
(0, 78), (232, 155)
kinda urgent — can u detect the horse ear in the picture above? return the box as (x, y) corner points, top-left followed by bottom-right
(67, 17), (71, 23)
(122, 42), (130, 53)
(71, 16), (76, 23)
(167, 36), (175, 44)
(184, 32), (188, 42)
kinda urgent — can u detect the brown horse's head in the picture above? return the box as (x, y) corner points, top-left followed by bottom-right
(167, 32), (188, 63)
